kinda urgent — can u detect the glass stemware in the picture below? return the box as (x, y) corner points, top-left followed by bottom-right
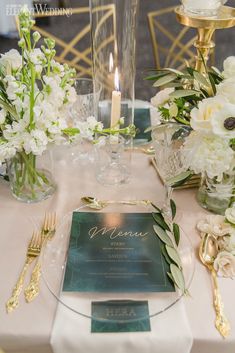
(152, 123), (191, 217)
(69, 78), (101, 163)
(96, 135), (130, 185)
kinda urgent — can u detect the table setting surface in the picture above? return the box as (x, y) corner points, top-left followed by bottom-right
(0, 147), (235, 353)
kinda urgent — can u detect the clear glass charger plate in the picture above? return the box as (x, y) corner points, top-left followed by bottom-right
(42, 204), (195, 324)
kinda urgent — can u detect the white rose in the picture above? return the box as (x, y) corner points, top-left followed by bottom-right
(151, 88), (174, 108)
(213, 251), (235, 278)
(0, 49), (22, 71)
(197, 215), (233, 237)
(190, 96), (227, 132)
(211, 103), (235, 139)
(225, 207), (235, 225)
(216, 78), (235, 105)
(223, 56), (235, 79)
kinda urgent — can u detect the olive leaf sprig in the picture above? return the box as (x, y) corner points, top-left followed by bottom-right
(152, 200), (189, 295)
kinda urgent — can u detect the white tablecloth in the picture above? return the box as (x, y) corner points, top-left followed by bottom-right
(0, 148), (235, 353)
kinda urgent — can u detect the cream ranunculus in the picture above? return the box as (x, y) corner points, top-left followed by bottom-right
(190, 96), (227, 132)
(223, 56), (235, 79)
(213, 251), (235, 278)
(197, 215), (233, 237)
(216, 77), (235, 105)
(225, 207), (235, 225)
(0, 49), (22, 71)
(211, 103), (235, 139)
(151, 88), (174, 108)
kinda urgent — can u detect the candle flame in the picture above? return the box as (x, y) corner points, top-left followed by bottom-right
(114, 67), (120, 91)
(109, 53), (114, 73)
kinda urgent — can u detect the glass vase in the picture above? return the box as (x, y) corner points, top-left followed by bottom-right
(181, 0), (227, 17)
(197, 173), (234, 215)
(90, 0), (139, 134)
(7, 150), (56, 203)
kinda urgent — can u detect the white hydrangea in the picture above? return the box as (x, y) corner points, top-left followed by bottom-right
(183, 131), (235, 181)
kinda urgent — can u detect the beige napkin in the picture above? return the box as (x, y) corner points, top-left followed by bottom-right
(51, 294), (193, 353)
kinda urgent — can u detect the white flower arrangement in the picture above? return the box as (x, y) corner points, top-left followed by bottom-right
(197, 207), (235, 278)
(0, 6), (136, 202)
(148, 56), (235, 183)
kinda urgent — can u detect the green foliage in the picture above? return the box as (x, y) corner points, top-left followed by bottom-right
(152, 201), (188, 295)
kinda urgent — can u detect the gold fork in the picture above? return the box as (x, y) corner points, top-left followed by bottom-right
(6, 232), (42, 313)
(24, 212), (57, 302)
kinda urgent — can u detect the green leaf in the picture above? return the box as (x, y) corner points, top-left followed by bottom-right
(162, 245), (172, 265)
(151, 202), (161, 213)
(170, 90), (200, 99)
(173, 223), (180, 246)
(153, 74), (176, 87)
(167, 272), (175, 284)
(164, 68), (184, 76)
(193, 71), (210, 88)
(170, 199), (176, 220)
(170, 264), (186, 292)
(208, 72), (216, 95)
(169, 103), (178, 118)
(153, 213), (171, 231)
(153, 225), (174, 247)
(166, 246), (182, 268)
(63, 128), (80, 136)
(167, 171), (192, 187)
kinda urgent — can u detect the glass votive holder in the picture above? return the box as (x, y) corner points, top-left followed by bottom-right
(96, 135), (130, 185)
(181, 0), (227, 17)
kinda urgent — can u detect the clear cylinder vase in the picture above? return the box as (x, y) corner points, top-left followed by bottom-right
(90, 0), (139, 134)
(7, 150), (56, 203)
(197, 173), (234, 215)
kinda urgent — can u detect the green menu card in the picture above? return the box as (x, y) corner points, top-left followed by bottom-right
(63, 212), (175, 293)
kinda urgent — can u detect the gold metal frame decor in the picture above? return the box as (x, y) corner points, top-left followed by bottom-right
(148, 6), (198, 70)
(16, 7), (92, 77)
(175, 5), (235, 72)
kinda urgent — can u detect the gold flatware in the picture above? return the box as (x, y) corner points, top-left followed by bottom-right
(199, 233), (231, 338)
(81, 196), (151, 210)
(6, 232), (42, 313)
(24, 212), (57, 302)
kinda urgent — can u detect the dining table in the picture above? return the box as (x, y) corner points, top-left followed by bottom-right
(0, 144), (235, 353)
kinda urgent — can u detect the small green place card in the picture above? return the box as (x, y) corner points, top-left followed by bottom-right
(91, 300), (151, 333)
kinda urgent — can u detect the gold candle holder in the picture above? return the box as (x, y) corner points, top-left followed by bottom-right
(175, 6), (235, 72)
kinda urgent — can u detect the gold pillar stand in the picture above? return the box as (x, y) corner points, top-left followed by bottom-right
(175, 6), (235, 72)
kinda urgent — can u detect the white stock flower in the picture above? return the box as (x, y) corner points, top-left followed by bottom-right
(28, 48), (45, 65)
(190, 96), (227, 132)
(216, 77), (235, 105)
(183, 131), (235, 181)
(0, 49), (22, 71)
(0, 143), (16, 164)
(223, 56), (235, 79)
(211, 103), (235, 139)
(43, 76), (65, 106)
(225, 207), (235, 225)
(0, 109), (7, 124)
(197, 215), (233, 237)
(23, 130), (48, 155)
(213, 251), (235, 278)
(151, 88), (174, 108)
